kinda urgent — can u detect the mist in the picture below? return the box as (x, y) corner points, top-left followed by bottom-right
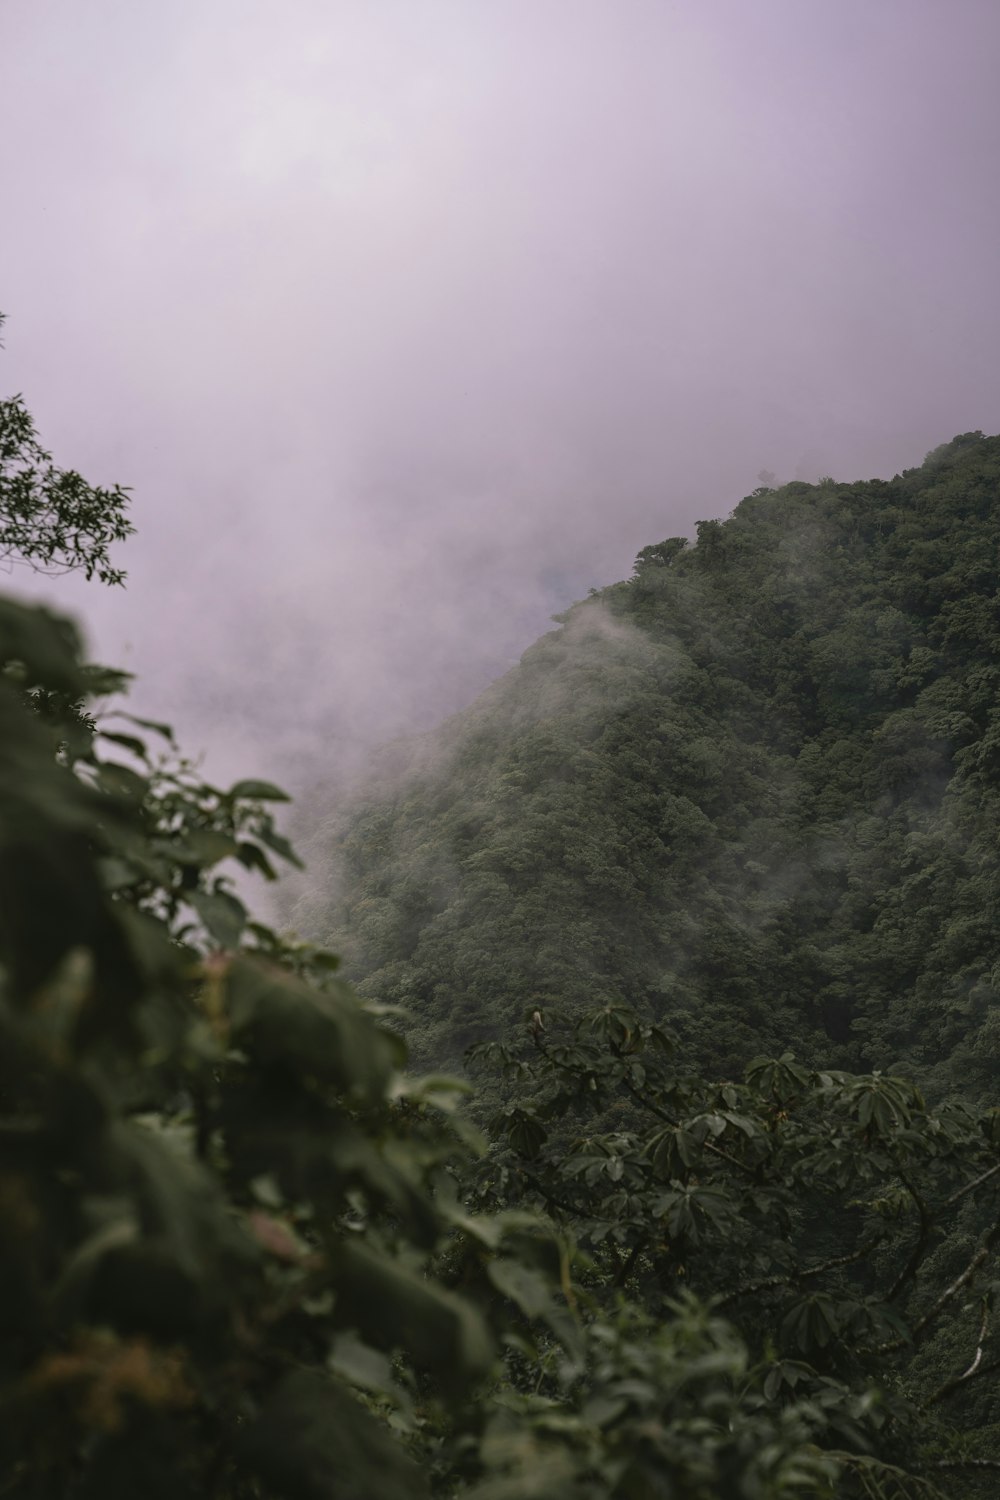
(3, 0), (999, 800)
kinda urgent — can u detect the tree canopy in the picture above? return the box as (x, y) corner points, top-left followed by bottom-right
(312, 433), (1000, 1110)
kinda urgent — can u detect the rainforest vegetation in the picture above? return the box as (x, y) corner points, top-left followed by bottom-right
(318, 432), (1000, 1106)
(4, 306), (1000, 1495)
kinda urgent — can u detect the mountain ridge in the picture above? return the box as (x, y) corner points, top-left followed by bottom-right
(302, 431), (1000, 1097)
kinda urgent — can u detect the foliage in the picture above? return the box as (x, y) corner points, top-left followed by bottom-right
(310, 432), (1000, 1110)
(0, 592), (490, 1496)
(468, 1005), (1000, 1491)
(0, 314), (133, 584)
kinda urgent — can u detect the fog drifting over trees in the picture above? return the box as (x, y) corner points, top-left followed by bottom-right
(3, 0), (999, 792)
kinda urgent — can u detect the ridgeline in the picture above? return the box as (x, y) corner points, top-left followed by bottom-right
(310, 432), (1000, 1099)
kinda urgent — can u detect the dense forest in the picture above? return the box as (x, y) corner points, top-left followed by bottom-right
(311, 432), (1000, 1107)
(6, 310), (1000, 1497)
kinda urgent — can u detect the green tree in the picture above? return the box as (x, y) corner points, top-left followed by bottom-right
(469, 1004), (1000, 1494)
(0, 314), (132, 584)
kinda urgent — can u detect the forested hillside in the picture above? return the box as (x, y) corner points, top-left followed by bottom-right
(310, 432), (1000, 1098)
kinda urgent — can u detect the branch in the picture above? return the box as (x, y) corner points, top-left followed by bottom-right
(873, 1218), (1000, 1355)
(716, 1237), (882, 1310)
(612, 1237), (646, 1289)
(886, 1162), (933, 1302)
(609, 1043), (758, 1178)
(925, 1301), (993, 1407)
(533, 1031), (757, 1180)
(942, 1161), (1000, 1211)
(519, 1168), (591, 1222)
(932, 1458), (1000, 1471)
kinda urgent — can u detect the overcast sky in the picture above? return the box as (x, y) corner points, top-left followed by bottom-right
(3, 0), (999, 796)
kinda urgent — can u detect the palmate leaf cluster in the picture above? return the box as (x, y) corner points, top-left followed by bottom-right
(469, 1005), (1000, 1492)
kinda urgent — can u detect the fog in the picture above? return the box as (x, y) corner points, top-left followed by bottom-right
(3, 0), (999, 797)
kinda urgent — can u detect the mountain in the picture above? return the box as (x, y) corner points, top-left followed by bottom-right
(302, 432), (1000, 1097)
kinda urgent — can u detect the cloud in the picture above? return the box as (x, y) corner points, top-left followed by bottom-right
(1, 0), (998, 806)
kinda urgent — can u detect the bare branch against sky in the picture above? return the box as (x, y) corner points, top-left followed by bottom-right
(2, 0), (999, 787)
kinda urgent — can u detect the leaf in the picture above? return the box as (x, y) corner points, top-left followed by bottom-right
(98, 855), (138, 892)
(66, 1122), (257, 1338)
(237, 1370), (427, 1500)
(247, 1210), (309, 1262)
(114, 711), (176, 742)
(236, 840), (278, 879)
(49, 1215), (140, 1323)
(257, 823), (304, 868)
(225, 955), (396, 1102)
(336, 1240), (494, 1387)
(94, 760), (149, 802)
(0, 598), (86, 695)
(507, 1111), (546, 1159)
(97, 730), (148, 759)
(487, 1258), (553, 1319)
(227, 779), (291, 802)
(187, 888), (246, 949)
(328, 1330), (402, 1404)
(581, 1393), (628, 1426)
(163, 829), (240, 868)
(390, 1072), (473, 1112)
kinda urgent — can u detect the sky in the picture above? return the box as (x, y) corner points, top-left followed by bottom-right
(3, 0), (1000, 800)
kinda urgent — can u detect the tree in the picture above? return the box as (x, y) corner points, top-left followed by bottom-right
(0, 314), (133, 584)
(468, 1004), (1000, 1494)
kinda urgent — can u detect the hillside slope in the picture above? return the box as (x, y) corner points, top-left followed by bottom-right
(305, 433), (1000, 1092)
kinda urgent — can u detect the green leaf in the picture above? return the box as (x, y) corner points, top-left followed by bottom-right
(238, 1370), (427, 1500)
(336, 1240), (494, 1387)
(163, 828), (240, 867)
(228, 778), (291, 802)
(113, 710), (176, 742)
(97, 729), (148, 759)
(236, 840), (278, 879)
(391, 1072), (473, 1111)
(257, 823), (304, 868)
(328, 1329), (405, 1406)
(225, 955), (396, 1102)
(487, 1258), (552, 1319)
(187, 887), (246, 948)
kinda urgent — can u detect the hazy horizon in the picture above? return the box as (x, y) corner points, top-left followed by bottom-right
(4, 0), (999, 796)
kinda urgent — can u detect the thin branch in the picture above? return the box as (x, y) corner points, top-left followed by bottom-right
(519, 1168), (590, 1222)
(925, 1301), (993, 1407)
(887, 1162), (933, 1302)
(716, 1237), (882, 1310)
(872, 1218), (1000, 1354)
(612, 1237), (646, 1289)
(932, 1458), (1000, 1471)
(942, 1161), (1000, 1210)
(608, 1042), (758, 1178)
(533, 1032), (756, 1177)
